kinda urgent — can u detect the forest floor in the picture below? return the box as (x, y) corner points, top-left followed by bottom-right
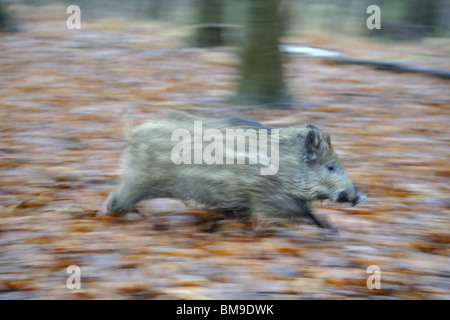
(0, 16), (449, 299)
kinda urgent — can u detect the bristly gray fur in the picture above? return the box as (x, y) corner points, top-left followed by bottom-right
(98, 114), (365, 231)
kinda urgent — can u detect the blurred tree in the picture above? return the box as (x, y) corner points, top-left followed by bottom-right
(233, 0), (291, 105)
(403, 0), (439, 36)
(368, 0), (445, 39)
(148, 0), (165, 19)
(194, 0), (224, 47)
(0, 1), (8, 30)
(0, 0), (16, 32)
(146, 0), (175, 21)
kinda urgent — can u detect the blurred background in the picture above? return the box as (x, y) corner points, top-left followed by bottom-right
(0, 0), (449, 299)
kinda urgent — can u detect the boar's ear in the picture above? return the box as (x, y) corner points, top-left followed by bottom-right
(325, 133), (331, 148)
(305, 126), (324, 162)
(305, 124), (319, 130)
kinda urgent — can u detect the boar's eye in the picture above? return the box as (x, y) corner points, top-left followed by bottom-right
(326, 163), (337, 173)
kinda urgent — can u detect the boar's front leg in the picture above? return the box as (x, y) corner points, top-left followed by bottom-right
(296, 201), (338, 233)
(253, 197), (337, 233)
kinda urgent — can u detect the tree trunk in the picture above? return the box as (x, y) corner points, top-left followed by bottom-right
(194, 0), (223, 47)
(404, 0), (438, 35)
(0, 2), (8, 30)
(233, 0), (291, 106)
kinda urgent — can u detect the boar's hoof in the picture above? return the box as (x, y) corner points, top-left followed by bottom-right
(322, 224), (339, 239)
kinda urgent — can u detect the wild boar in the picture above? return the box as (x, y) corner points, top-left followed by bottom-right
(97, 114), (366, 231)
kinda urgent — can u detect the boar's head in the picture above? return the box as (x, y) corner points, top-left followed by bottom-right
(300, 124), (366, 206)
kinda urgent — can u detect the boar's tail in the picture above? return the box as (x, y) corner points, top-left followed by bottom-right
(120, 109), (134, 139)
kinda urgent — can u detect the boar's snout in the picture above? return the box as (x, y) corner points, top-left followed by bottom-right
(337, 191), (366, 206)
(351, 192), (366, 206)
